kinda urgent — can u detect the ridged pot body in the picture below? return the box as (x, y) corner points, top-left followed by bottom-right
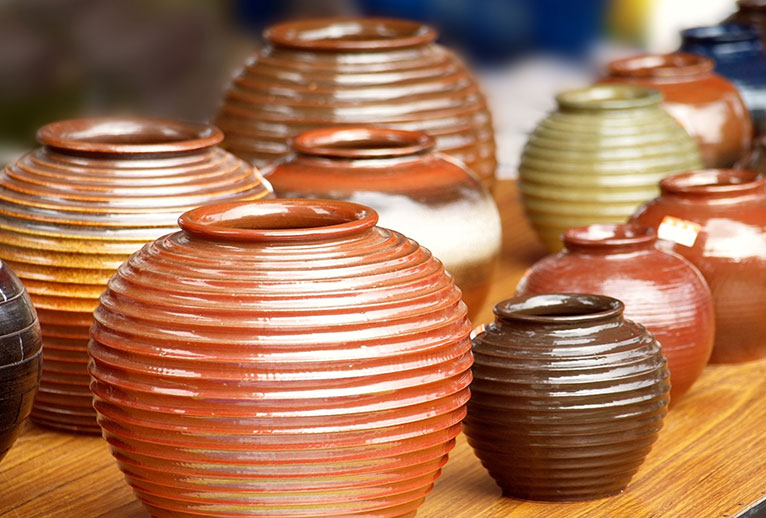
(631, 169), (766, 363)
(88, 199), (473, 518)
(266, 128), (501, 320)
(600, 53), (752, 168)
(0, 261), (42, 463)
(518, 85), (702, 252)
(0, 118), (273, 433)
(465, 294), (670, 501)
(515, 224), (714, 404)
(214, 18), (497, 189)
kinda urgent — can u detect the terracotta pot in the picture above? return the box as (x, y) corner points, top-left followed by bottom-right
(214, 17), (497, 189)
(516, 223), (714, 404)
(724, 0), (766, 44)
(601, 53), (752, 168)
(631, 169), (766, 363)
(266, 127), (501, 320)
(736, 135), (766, 171)
(465, 293), (670, 501)
(0, 261), (41, 463)
(0, 117), (273, 433)
(518, 85), (702, 252)
(88, 199), (473, 518)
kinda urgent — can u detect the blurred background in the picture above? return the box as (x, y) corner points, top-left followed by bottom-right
(0, 0), (739, 176)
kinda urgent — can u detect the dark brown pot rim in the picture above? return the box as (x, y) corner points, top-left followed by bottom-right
(265, 17), (438, 51)
(292, 127), (435, 159)
(37, 117), (223, 155)
(563, 223), (657, 250)
(556, 85), (662, 111)
(607, 53), (714, 79)
(737, 0), (766, 10)
(179, 199), (379, 242)
(493, 293), (624, 324)
(660, 169), (765, 196)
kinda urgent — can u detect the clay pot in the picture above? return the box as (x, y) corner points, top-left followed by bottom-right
(518, 84), (702, 252)
(601, 53), (752, 168)
(516, 223), (714, 404)
(465, 293), (670, 501)
(266, 127), (501, 319)
(724, 0), (766, 44)
(736, 135), (766, 171)
(631, 169), (766, 363)
(88, 199), (473, 518)
(0, 117), (273, 433)
(214, 17), (497, 189)
(0, 261), (41, 463)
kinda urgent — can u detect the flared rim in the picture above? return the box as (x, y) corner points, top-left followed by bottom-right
(292, 127), (435, 158)
(493, 293), (624, 324)
(563, 223), (657, 250)
(660, 169), (765, 196)
(607, 53), (714, 79)
(556, 85), (662, 111)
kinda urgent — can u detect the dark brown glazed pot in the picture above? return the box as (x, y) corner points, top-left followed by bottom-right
(465, 293), (670, 501)
(0, 117), (273, 434)
(515, 223), (714, 404)
(266, 127), (501, 319)
(214, 17), (497, 189)
(88, 199), (473, 518)
(0, 261), (41, 463)
(725, 0), (766, 44)
(601, 53), (752, 168)
(631, 169), (766, 363)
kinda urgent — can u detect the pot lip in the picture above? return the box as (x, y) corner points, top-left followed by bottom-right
(494, 293), (624, 324)
(264, 17), (438, 51)
(660, 169), (765, 195)
(291, 127), (435, 158)
(681, 24), (761, 44)
(37, 117), (223, 155)
(607, 52), (714, 79)
(556, 85), (662, 110)
(179, 199), (379, 242)
(563, 223), (657, 249)
(738, 0), (766, 8)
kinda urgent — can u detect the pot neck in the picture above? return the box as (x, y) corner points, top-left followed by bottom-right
(680, 25), (763, 58)
(562, 223), (657, 254)
(556, 85), (662, 113)
(493, 293), (624, 328)
(290, 127), (435, 163)
(659, 169), (766, 201)
(606, 53), (714, 82)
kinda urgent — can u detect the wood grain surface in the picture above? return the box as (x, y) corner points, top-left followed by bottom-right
(1, 180), (765, 518)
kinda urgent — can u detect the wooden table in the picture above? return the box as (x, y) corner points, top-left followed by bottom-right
(2, 180), (766, 518)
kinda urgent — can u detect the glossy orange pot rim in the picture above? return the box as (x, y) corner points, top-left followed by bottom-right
(607, 52), (714, 79)
(493, 293), (625, 325)
(291, 127), (435, 159)
(660, 169), (765, 196)
(563, 223), (657, 250)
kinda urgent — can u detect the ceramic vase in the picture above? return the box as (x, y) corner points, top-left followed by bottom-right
(465, 293), (670, 501)
(266, 127), (501, 319)
(518, 84), (702, 252)
(632, 169), (766, 363)
(736, 135), (766, 171)
(0, 261), (42, 463)
(0, 117), (273, 433)
(88, 199), (473, 518)
(724, 0), (766, 44)
(601, 53), (752, 168)
(516, 223), (714, 404)
(214, 17), (497, 189)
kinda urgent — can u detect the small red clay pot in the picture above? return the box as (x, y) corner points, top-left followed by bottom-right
(516, 223), (714, 404)
(631, 169), (766, 363)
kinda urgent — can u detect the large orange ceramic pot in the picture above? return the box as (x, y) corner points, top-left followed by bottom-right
(88, 199), (473, 518)
(0, 117), (272, 433)
(214, 17), (497, 189)
(266, 127), (501, 319)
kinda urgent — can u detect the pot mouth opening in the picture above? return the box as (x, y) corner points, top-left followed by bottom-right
(37, 117), (223, 155)
(265, 17), (437, 51)
(494, 293), (624, 324)
(563, 223), (657, 249)
(681, 24), (760, 44)
(607, 53), (714, 78)
(556, 85), (661, 111)
(660, 169), (765, 195)
(179, 199), (379, 242)
(292, 127), (434, 158)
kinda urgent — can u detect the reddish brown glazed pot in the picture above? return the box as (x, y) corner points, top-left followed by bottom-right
(0, 117), (272, 433)
(214, 17), (497, 189)
(516, 223), (714, 404)
(601, 53), (752, 168)
(88, 199), (473, 518)
(266, 127), (501, 320)
(631, 169), (766, 363)
(465, 294), (670, 501)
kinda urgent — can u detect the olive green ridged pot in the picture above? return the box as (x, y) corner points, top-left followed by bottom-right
(518, 85), (702, 252)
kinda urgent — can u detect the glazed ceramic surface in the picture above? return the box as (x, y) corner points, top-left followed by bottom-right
(724, 0), (766, 44)
(215, 17), (497, 188)
(518, 85), (702, 252)
(88, 199), (473, 518)
(266, 127), (501, 320)
(0, 261), (41, 463)
(465, 293), (670, 501)
(631, 169), (766, 363)
(0, 117), (272, 433)
(736, 135), (766, 171)
(601, 53), (752, 168)
(516, 223), (714, 404)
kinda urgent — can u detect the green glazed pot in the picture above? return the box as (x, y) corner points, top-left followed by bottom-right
(518, 85), (702, 252)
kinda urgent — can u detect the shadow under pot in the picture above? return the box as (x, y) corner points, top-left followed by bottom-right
(265, 127), (502, 320)
(465, 293), (670, 501)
